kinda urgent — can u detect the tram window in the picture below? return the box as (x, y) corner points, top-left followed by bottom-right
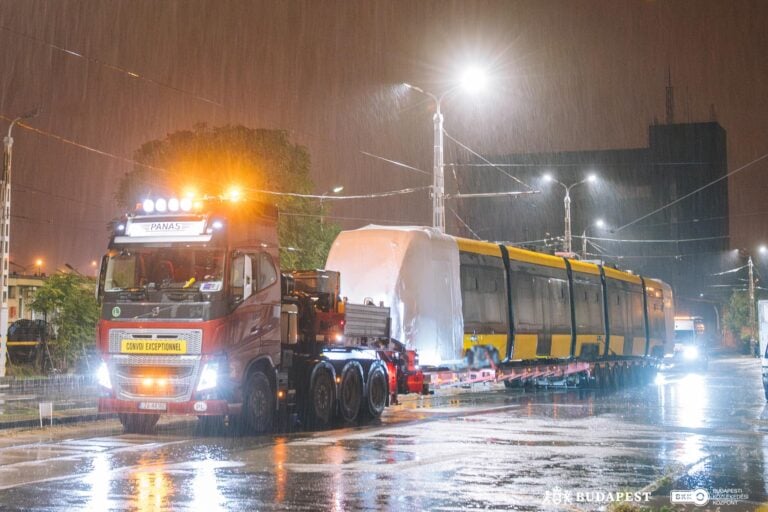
(631, 291), (645, 338)
(460, 263), (507, 330)
(607, 283), (628, 337)
(511, 272), (540, 331)
(549, 278), (571, 331)
(573, 279), (603, 333)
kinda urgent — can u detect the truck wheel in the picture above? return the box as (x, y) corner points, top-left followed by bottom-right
(244, 371), (274, 434)
(119, 413), (159, 434)
(339, 363), (363, 424)
(309, 367), (335, 428)
(362, 364), (387, 420)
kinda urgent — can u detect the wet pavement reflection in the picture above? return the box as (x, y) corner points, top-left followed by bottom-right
(0, 356), (766, 510)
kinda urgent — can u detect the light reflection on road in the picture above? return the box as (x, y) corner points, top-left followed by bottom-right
(85, 452), (112, 511)
(656, 371), (709, 466)
(1, 357), (765, 510)
(134, 453), (171, 511)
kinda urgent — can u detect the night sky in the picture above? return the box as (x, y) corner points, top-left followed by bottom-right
(1, 0), (766, 274)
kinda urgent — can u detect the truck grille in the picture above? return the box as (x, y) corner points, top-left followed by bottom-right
(108, 328), (203, 354)
(109, 354), (201, 402)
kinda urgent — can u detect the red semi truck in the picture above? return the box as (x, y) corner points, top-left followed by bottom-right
(96, 196), (674, 434)
(95, 198), (410, 433)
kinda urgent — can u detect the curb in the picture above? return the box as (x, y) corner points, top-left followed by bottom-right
(0, 412), (116, 431)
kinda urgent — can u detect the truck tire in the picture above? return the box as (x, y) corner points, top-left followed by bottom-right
(309, 367), (335, 428)
(119, 413), (159, 434)
(243, 371), (274, 434)
(362, 364), (387, 420)
(338, 363), (364, 424)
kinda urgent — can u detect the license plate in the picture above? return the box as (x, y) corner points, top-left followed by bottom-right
(121, 340), (187, 354)
(138, 402), (167, 411)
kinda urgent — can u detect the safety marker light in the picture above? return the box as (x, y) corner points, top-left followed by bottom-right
(142, 199), (155, 213)
(180, 197), (193, 211)
(155, 198), (167, 212)
(168, 198), (180, 212)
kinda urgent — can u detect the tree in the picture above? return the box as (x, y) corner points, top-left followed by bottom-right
(116, 124), (340, 269)
(29, 274), (99, 371)
(723, 290), (752, 353)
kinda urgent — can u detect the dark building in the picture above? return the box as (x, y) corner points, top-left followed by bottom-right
(456, 121), (728, 303)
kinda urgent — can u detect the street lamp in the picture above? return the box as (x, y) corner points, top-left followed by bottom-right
(1, 109), (39, 377)
(542, 172), (597, 255)
(403, 67), (487, 233)
(35, 259), (43, 277)
(582, 218), (605, 259)
(320, 185), (344, 226)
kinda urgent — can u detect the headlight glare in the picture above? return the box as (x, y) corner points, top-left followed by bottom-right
(197, 362), (219, 391)
(683, 346), (699, 360)
(97, 362), (112, 389)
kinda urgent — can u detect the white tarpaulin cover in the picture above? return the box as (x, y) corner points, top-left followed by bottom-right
(326, 226), (463, 366)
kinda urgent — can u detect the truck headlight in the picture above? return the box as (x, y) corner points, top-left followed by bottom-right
(97, 362), (112, 389)
(197, 361), (219, 391)
(683, 346), (699, 360)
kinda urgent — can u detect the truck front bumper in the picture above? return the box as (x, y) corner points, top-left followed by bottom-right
(99, 398), (240, 416)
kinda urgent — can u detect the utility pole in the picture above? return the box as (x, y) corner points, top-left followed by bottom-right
(0, 110), (38, 377)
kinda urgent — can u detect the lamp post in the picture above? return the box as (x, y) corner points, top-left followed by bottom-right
(582, 218), (605, 259)
(403, 83), (447, 232)
(1, 109), (39, 377)
(542, 173), (597, 255)
(403, 68), (487, 233)
(749, 254), (757, 356)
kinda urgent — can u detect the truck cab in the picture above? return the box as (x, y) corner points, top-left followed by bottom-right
(667, 316), (708, 371)
(96, 196), (393, 434)
(96, 198), (282, 432)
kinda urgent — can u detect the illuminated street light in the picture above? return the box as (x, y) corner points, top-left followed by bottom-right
(403, 66), (488, 233)
(35, 258), (43, 276)
(320, 185), (344, 226)
(460, 67), (488, 93)
(582, 218), (606, 259)
(541, 173), (598, 255)
(1, 108), (39, 377)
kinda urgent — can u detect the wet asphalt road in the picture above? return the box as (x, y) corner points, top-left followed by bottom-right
(0, 355), (766, 511)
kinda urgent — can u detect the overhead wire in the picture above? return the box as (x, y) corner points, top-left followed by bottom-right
(614, 151), (768, 233)
(443, 130), (534, 191)
(448, 207), (482, 240)
(0, 25), (223, 107)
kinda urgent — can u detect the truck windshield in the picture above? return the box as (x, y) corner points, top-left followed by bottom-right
(103, 247), (225, 292)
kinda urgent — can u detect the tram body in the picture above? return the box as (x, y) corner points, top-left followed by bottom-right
(327, 226), (674, 368)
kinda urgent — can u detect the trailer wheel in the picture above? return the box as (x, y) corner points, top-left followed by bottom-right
(594, 366), (605, 389)
(244, 371), (274, 434)
(119, 413), (159, 434)
(339, 363), (364, 424)
(309, 367), (335, 427)
(362, 364), (387, 419)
